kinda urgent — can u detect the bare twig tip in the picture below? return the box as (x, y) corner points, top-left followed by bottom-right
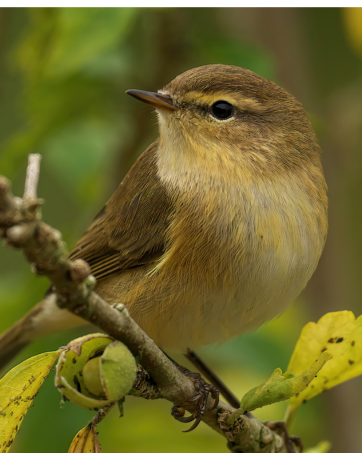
(6, 224), (33, 246)
(24, 153), (42, 200)
(70, 259), (91, 282)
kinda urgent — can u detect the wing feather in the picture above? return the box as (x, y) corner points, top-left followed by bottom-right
(69, 140), (172, 280)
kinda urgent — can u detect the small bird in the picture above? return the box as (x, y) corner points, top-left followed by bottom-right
(0, 65), (328, 411)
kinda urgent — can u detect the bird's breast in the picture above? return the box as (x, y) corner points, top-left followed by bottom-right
(148, 160), (327, 351)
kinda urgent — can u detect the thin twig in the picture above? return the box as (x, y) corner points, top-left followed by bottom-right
(24, 154), (42, 200)
(92, 404), (115, 425)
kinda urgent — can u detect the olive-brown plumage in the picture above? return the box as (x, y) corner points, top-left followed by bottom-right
(0, 64), (327, 366)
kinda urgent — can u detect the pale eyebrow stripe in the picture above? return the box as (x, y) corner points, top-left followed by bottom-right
(178, 92), (267, 113)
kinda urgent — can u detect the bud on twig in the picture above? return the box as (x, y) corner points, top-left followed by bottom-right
(70, 259), (91, 283)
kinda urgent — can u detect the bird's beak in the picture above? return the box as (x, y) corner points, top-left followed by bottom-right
(126, 89), (178, 112)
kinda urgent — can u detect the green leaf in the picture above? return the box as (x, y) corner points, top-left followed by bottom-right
(43, 118), (121, 206)
(227, 351), (332, 424)
(45, 8), (138, 77)
(0, 351), (61, 452)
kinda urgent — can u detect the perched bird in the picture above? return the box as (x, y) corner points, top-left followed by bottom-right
(0, 65), (328, 413)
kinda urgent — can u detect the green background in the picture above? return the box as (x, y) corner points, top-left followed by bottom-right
(1, 7), (362, 452)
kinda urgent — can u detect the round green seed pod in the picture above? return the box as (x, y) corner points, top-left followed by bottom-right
(55, 334), (136, 410)
(100, 341), (137, 401)
(83, 357), (106, 397)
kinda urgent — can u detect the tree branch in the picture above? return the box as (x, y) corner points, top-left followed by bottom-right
(0, 156), (289, 453)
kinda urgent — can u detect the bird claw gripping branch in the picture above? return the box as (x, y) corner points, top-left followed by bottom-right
(171, 366), (219, 432)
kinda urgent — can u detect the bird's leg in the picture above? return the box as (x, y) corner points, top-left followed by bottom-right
(170, 350), (241, 431)
(264, 421), (303, 453)
(185, 349), (240, 409)
(171, 362), (220, 432)
(163, 351), (222, 431)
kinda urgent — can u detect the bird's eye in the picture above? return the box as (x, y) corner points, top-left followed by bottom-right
(210, 101), (234, 120)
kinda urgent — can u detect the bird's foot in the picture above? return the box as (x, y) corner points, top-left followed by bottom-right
(171, 366), (219, 432)
(264, 421), (303, 453)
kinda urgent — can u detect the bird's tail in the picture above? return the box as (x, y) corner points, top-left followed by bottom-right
(0, 293), (87, 372)
(0, 303), (42, 371)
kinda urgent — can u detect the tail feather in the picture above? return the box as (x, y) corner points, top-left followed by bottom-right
(0, 294), (87, 372)
(0, 303), (42, 371)
(0, 338), (29, 371)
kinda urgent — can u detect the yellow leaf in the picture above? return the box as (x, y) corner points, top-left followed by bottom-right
(304, 440), (331, 453)
(343, 8), (362, 55)
(0, 351), (61, 452)
(68, 423), (102, 453)
(288, 311), (362, 410)
(227, 351), (331, 424)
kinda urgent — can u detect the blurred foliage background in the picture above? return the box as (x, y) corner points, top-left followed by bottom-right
(1, 7), (362, 453)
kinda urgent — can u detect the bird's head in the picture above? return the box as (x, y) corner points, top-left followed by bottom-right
(127, 64), (322, 186)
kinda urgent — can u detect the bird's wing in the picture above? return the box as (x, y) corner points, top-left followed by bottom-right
(69, 140), (173, 280)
